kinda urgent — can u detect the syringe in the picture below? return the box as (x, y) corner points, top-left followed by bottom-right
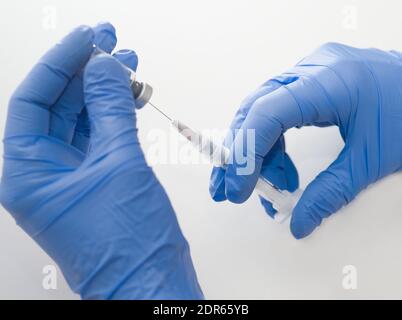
(170, 119), (303, 223)
(91, 49), (303, 222)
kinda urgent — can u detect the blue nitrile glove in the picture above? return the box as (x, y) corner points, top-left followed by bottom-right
(210, 42), (402, 239)
(0, 23), (203, 299)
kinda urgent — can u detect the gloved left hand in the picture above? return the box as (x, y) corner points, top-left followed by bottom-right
(0, 23), (203, 299)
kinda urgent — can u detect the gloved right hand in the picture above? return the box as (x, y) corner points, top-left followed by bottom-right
(0, 23), (203, 299)
(210, 42), (402, 239)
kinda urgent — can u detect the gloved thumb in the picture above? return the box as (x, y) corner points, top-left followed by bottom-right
(290, 149), (361, 239)
(83, 53), (136, 152)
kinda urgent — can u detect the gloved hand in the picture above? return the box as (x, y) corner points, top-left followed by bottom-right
(0, 23), (203, 299)
(210, 42), (402, 239)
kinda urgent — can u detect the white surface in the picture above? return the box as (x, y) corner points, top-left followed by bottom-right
(0, 0), (401, 299)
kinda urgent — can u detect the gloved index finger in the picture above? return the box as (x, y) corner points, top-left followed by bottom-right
(113, 49), (138, 72)
(209, 81), (283, 202)
(224, 85), (302, 203)
(226, 81), (283, 140)
(50, 22), (118, 147)
(6, 25), (95, 138)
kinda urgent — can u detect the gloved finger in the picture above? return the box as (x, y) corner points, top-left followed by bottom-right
(259, 136), (299, 191)
(6, 25), (94, 138)
(226, 80), (284, 136)
(93, 22), (118, 53)
(280, 66), (351, 128)
(74, 49), (138, 154)
(209, 168), (227, 202)
(210, 134), (298, 204)
(51, 22), (117, 145)
(83, 54), (136, 153)
(113, 49), (141, 109)
(113, 49), (138, 71)
(290, 147), (360, 239)
(209, 80), (283, 202)
(224, 85), (303, 203)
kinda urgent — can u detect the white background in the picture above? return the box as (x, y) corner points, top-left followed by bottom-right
(0, 0), (401, 299)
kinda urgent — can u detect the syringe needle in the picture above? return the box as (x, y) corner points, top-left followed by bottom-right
(148, 101), (172, 121)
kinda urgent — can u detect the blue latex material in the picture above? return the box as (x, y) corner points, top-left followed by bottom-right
(0, 23), (203, 299)
(210, 43), (402, 239)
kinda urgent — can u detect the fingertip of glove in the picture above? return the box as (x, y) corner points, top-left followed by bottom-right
(224, 171), (255, 204)
(290, 216), (317, 240)
(62, 25), (94, 48)
(94, 21), (116, 33)
(75, 25), (95, 39)
(93, 21), (117, 53)
(210, 193), (227, 202)
(209, 186), (227, 202)
(113, 49), (138, 71)
(225, 184), (248, 204)
(209, 171), (227, 202)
